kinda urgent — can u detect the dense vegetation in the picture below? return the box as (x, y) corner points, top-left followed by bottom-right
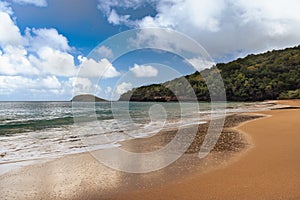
(119, 45), (300, 101)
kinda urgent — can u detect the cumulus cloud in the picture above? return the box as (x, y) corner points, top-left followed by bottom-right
(11, 0), (47, 7)
(0, 3), (119, 99)
(0, 6), (76, 77)
(77, 56), (121, 78)
(187, 57), (215, 71)
(0, 75), (61, 94)
(0, 46), (39, 75)
(0, 29), (121, 79)
(97, 0), (153, 26)
(98, 0), (300, 60)
(116, 82), (133, 95)
(68, 77), (96, 96)
(0, 2), (12, 14)
(0, 27), (76, 77)
(31, 47), (76, 76)
(0, 11), (23, 47)
(95, 45), (114, 59)
(140, 0), (225, 32)
(129, 64), (158, 77)
(127, 28), (207, 57)
(0, 75), (93, 100)
(40, 76), (61, 89)
(108, 9), (130, 25)
(26, 28), (71, 52)
(0, 74), (103, 100)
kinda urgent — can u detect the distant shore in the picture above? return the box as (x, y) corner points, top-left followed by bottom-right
(1, 100), (299, 199)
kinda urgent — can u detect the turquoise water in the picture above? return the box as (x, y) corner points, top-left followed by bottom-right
(0, 101), (270, 163)
(0, 101), (212, 135)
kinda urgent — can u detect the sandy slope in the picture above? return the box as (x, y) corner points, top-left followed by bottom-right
(0, 115), (254, 200)
(1, 100), (300, 200)
(114, 100), (300, 200)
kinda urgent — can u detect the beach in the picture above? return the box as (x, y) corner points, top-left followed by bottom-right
(115, 100), (300, 200)
(0, 100), (300, 199)
(1, 1), (300, 199)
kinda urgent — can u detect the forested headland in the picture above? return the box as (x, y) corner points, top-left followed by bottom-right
(120, 45), (300, 102)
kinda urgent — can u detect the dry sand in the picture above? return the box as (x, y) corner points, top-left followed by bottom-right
(1, 100), (300, 200)
(115, 100), (300, 200)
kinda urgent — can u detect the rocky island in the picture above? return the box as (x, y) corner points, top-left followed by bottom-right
(71, 94), (107, 102)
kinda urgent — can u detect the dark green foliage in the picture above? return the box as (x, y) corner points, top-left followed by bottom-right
(119, 45), (300, 101)
(279, 89), (300, 99)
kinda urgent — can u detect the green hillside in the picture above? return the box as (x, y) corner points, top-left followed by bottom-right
(119, 45), (300, 101)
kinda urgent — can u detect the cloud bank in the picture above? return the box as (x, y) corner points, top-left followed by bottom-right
(98, 0), (300, 60)
(0, 2), (120, 100)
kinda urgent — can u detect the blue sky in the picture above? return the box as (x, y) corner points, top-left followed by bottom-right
(1, 0), (300, 101)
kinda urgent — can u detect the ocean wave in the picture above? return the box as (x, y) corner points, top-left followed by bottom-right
(0, 117), (74, 135)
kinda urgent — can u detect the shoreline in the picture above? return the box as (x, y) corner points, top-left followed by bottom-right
(0, 100), (278, 169)
(0, 104), (268, 176)
(113, 100), (300, 200)
(0, 100), (299, 199)
(0, 114), (266, 199)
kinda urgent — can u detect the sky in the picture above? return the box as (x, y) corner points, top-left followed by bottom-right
(1, 0), (300, 101)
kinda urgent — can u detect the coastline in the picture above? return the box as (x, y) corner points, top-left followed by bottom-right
(0, 100), (299, 199)
(113, 100), (300, 200)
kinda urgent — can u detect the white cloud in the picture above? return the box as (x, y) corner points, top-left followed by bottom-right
(78, 56), (121, 78)
(98, 0), (300, 60)
(129, 64), (158, 77)
(0, 75), (61, 94)
(235, 0), (300, 22)
(95, 45), (114, 59)
(26, 28), (71, 52)
(108, 9), (130, 25)
(127, 28), (205, 57)
(0, 2), (13, 15)
(0, 43), (76, 77)
(0, 7), (77, 77)
(31, 47), (76, 76)
(187, 57), (215, 71)
(116, 82), (133, 95)
(143, 0), (225, 32)
(0, 75), (83, 100)
(0, 4), (104, 100)
(0, 76), (32, 94)
(98, 0), (225, 31)
(0, 45), (39, 75)
(11, 0), (47, 7)
(40, 76), (61, 89)
(68, 77), (95, 96)
(97, 0), (148, 15)
(0, 11), (23, 47)
(0, 2), (121, 100)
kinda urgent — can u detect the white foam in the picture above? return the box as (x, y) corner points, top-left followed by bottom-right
(0, 101), (272, 169)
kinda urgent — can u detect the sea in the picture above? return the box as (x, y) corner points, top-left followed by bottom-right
(0, 101), (274, 166)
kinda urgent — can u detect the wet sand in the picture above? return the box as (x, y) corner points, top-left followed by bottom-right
(114, 100), (300, 200)
(1, 100), (300, 199)
(0, 113), (261, 199)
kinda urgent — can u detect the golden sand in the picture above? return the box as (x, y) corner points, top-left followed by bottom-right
(115, 100), (300, 200)
(1, 100), (300, 199)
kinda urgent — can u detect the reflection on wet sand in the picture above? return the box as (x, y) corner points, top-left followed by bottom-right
(0, 114), (260, 200)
